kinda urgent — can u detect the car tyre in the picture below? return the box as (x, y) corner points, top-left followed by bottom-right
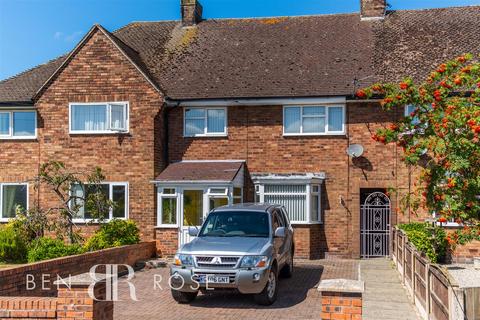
(254, 267), (278, 305)
(280, 251), (294, 278)
(171, 289), (198, 304)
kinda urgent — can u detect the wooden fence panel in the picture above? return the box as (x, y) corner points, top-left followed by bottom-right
(414, 254), (427, 308)
(430, 266), (450, 320)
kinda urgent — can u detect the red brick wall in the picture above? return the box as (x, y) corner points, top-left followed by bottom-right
(321, 292), (362, 320)
(155, 228), (178, 257)
(0, 297), (57, 319)
(0, 29), (165, 241)
(0, 242), (156, 297)
(167, 103), (416, 258)
(450, 240), (480, 264)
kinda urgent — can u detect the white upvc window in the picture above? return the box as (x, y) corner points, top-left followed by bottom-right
(283, 105), (345, 135)
(69, 102), (129, 134)
(255, 183), (322, 224)
(0, 110), (37, 139)
(0, 183), (28, 221)
(184, 107), (227, 137)
(71, 182), (128, 222)
(157, 188), (178, 227)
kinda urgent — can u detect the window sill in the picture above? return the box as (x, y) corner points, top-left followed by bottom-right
(72, 218), (127, 224)
(183, 134), (228, 138)
(155, 225), (179, 229)
(291, 221), (323, 225)
(283, 132), (346, 137)
(0, 136), (37, 141)
(69, 131), (129, 135)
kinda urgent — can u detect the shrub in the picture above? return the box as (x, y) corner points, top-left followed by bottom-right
(0, 223), (28, 263)
(83, 219), (140, 252)
(27, 237), (83, 263)
(398, 222), (448, 263)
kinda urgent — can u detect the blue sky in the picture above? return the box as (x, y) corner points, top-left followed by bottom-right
(0, 0), (479, 80)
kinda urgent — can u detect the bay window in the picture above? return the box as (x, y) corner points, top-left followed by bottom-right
(184, 107), (227, 137)
(255, 182), (322, 224)
(69, 102), (128, 134)
(0, 183), (28, 220)
(71, 182), (128, 221)
(283, 105), (345, 135)
(0, 111), (36, 139)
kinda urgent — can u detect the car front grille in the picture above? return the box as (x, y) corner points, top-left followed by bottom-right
(194, 256), (240, 269)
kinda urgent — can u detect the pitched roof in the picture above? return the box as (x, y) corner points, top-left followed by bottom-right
(1, 6), (479, 103)
(155, 161), (244, 182)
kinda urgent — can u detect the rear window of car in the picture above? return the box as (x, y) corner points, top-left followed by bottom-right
(199, 211), (270, 238)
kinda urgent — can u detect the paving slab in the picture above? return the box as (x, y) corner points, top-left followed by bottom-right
(361, 258), (420, 320)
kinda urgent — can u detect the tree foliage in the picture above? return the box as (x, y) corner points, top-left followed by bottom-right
(357, 54), (480, 243)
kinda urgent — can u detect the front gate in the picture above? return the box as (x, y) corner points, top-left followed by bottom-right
(360, 191), (391, 258)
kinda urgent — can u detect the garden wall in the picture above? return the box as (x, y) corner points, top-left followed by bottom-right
(450, 240), (480, 264)
(0, 241), (156, 297)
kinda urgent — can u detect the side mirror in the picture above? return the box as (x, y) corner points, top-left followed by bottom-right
(274, 227), (286, 238)
(188, 226), (199, 237)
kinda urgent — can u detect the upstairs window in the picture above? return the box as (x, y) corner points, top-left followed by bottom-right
(0, 111), (36, 139)
(69, 102), (128, 134)
(184, 107), (227, 137)
(0, 183), (28, 220)
(283, 105), (345, 135)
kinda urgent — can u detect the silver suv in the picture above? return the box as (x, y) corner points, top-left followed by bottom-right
(170, 203), (294, 305)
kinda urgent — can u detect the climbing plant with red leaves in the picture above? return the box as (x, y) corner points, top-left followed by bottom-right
(357, 54), (480, 244)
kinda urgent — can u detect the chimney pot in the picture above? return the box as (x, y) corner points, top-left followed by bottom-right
(360, 0), (386, 20)
(181, 0), (203, 26)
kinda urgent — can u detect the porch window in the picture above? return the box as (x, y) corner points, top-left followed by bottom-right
(283, 105), (345, 135)
(256, 183), (322, 224)
(159, 188), (177, 226)
(0, 183), (28, 220)
(70, 102), (128, 133)
(208, 187), (228, 210)
(0, 111), (36, 139)
(184, 107), (227, 137)
(233, 187), (243, 204)
(71, 182), (128, 221)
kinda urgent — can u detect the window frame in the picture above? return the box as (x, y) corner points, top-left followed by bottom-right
(0, 110), (37, 140)
(157, 187), (179, 227)
(71, 182), (129, 223)
(69, 102), (129, 135)
(183, 107), (228, 137)
(0, 183), (29, 221)
(283, 105), (346, 136)
(255, 183), (322, 224)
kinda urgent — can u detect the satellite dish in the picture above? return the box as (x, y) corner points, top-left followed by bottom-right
(346, 144), (364, 158)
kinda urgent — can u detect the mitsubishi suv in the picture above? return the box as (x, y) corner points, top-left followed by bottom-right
(170, 203), (294, 305)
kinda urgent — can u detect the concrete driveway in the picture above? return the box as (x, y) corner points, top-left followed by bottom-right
(114, 259), (358, 320)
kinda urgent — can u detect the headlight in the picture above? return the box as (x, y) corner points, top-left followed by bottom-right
(240, 255), (269, 268)
(174, 254), (194, 266)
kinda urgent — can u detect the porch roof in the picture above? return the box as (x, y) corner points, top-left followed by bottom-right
(154, 161), (244, 184)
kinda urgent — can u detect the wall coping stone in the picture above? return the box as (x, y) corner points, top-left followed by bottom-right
(54, 272), (108, 287)
(317, 278), (365, 293)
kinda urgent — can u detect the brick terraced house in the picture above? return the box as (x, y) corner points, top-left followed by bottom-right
(0, 0), (479, 259)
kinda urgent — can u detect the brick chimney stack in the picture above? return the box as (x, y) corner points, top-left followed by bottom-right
(181, 0), (203, 26)
(360, 0), (386, 20)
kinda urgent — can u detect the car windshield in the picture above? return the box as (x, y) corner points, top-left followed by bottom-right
(198, 211), (270, 238)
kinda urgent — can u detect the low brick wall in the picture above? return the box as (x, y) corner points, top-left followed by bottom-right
(318, 279), (364, 320)
(321, 292), (363, 320)
(0, 275), (113, 320)
(450, 240), (480, 264)
(0, 242), (156, 297)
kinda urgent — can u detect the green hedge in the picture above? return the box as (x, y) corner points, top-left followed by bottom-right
(398, 222), (448, 263)
(83, 219), (140, 252)
(0, 223), (28, 263)
(27, 237), (83, 263)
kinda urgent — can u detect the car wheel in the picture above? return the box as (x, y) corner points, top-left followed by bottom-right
(280, 251), (294, 278)
(171, 289), (198, 304)
(254, 267), (278, 305)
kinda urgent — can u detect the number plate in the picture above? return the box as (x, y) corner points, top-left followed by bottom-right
(198, 275), (230, 284)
